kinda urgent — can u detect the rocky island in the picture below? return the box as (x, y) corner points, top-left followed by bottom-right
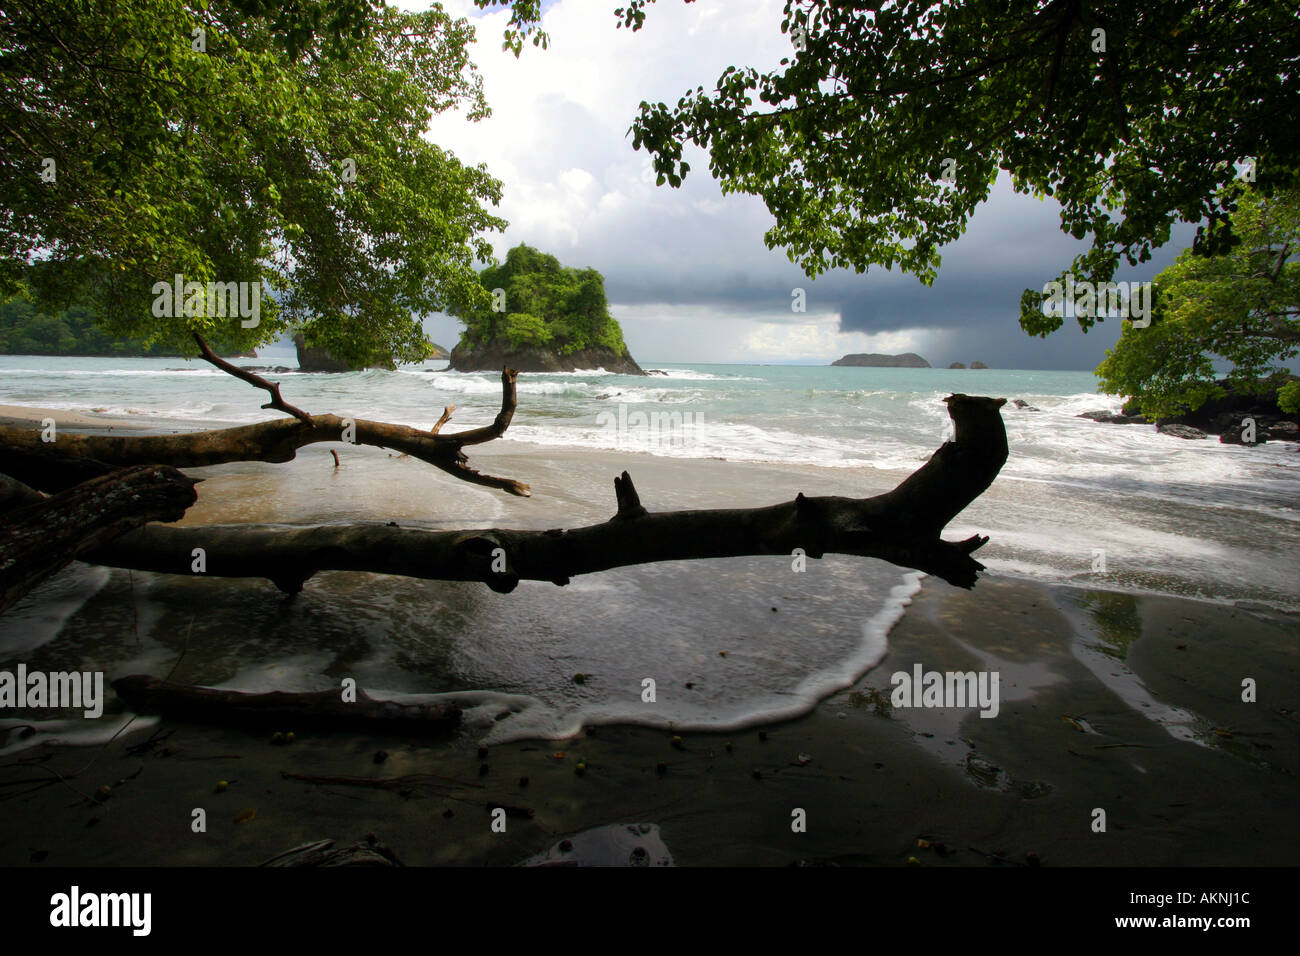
(831, 352), (930, 368)
(448, 244), (644, 375)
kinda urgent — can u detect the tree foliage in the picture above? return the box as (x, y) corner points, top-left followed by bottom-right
(1096, 186), (1300, 418)
(454, 244), (628, 356)
(0, 291), (248, 356)
(2, 0), (505, 366)
(481, 0), (1300, 339)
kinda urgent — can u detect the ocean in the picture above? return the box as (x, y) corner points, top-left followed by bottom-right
(2, 353), (1297, 748)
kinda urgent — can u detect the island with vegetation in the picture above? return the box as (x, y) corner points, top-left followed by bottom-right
(449, 244), (644, 374)
(832, 352), (931, 368)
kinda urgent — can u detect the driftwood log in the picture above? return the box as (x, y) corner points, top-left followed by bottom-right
(84, 394), (1007, 591)
(0, 367), (528, 497)
(111, 675), (462, 735)
(0, 465), (198, 613)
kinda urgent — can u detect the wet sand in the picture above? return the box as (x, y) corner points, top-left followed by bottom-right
(1, 407), (1297, 866)
(1, 575), (1295, 867)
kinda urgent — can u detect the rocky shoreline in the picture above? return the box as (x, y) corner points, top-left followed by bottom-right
(449, 342), (645, 375)
(1078, 379), (1299, 443)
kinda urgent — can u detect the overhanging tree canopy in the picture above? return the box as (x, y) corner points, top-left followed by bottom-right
(2, 0), (504, 365)
(480, 0), (1300, 338)
(1097, 185), (1300, 418)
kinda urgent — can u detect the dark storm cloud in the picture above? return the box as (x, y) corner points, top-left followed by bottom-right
(429, 0), (1203, 369)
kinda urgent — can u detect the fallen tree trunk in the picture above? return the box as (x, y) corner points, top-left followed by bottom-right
(0, 369), (528, 497)
(84, 394), (1008, 591)
(1, 465), (198, 613)
(111, 675), (462, 736)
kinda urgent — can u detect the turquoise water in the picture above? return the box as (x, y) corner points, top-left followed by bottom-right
(3, 354), (1298, 606)
(2, 354), (1297, 748)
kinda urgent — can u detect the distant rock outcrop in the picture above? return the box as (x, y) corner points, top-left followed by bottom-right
(971, 361), (988, 369)
(1079, 409), (1148, 425)
(949, 362), (966, 369)
(294, 334), (447, 372)
(449, 342), (644, 375)
(294, 334), (353, 372)
(831, 352), (930, 368)
(1079, 376), (1299, 443)
(1157, 423), (1210, 440)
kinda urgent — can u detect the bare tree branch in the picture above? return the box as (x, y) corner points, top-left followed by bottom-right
(193, 333), (313, 423)
(0, 369), (530, 496)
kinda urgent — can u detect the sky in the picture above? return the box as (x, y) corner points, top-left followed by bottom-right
(406, 0), (1198, 369)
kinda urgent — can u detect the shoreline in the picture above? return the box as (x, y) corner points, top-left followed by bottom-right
(1, 404), (1297, 865)
(0, 576), (1295, 866)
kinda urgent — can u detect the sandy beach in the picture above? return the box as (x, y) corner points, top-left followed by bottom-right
(1, 405), (1297, 866)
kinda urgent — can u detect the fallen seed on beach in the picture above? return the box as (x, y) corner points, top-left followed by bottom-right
(685, 681), (695, 689)
(671, 735), (684, 750)
(718, 651), (727, 657)
(573, 673), (587, 684)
